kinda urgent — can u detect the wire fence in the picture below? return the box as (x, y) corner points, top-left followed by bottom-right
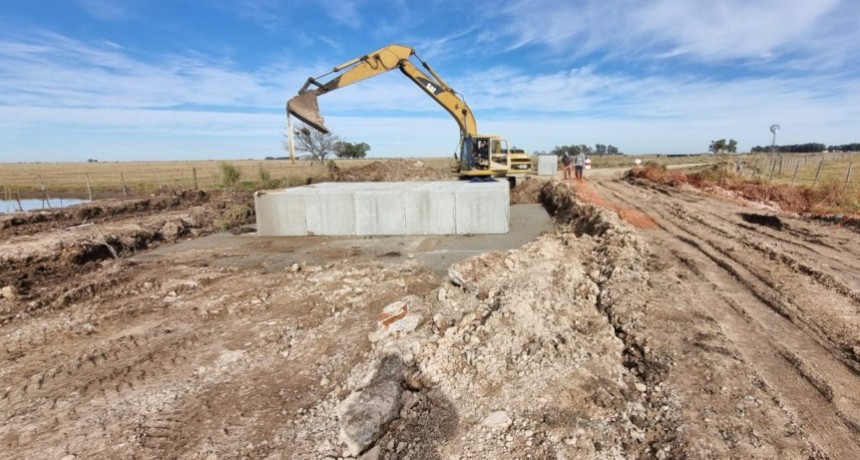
(726, 152), (860, 194)
(0, 160), (335, 206)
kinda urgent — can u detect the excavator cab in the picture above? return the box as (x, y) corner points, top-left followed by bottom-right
(458, 136), (511, 177)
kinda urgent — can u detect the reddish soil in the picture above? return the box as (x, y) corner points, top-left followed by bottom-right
(564, 178), (658, 230)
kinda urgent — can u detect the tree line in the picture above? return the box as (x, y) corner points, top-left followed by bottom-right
(750, 143), (827, 153)
(548, 144), (622, 156)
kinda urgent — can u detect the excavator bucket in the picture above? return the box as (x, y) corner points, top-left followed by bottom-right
(287, 91), (329, 134)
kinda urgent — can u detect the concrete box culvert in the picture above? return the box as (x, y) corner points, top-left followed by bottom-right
(254, 181), (510, 236)
(537, 155), (558, 176)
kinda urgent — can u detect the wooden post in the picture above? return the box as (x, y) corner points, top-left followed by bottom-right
(845, 162), (854, 192)
(287, 114), (296, 165)
(121, 173), (129, 197)
(791, 160), (800, 185)
(38, 175), (52, 208)
(812, 160), (824, 188)
(192, 167), (198, 190)
(15, 191), (24, 212)
(768, 158), (778, 182)
(85, 174), (93, 201)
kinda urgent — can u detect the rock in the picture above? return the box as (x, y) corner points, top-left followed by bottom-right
(358, 444), (381, 460)
(371, 297), (424, 341)
(482, 411), (512, 430)
(1, 285), (18, 300)
(635, 383), (647, 393)
(448, 268), (466, 287)
(160, 219), (189, 239)
(81, 322), (96, 334)
(338, 355), (405, 456)
(289, 262), (301, 272)
(60, 456), (76, 460)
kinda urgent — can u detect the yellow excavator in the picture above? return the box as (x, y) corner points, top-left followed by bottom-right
(286, 44), (532, 185)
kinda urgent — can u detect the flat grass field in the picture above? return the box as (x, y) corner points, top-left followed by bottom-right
(2, 153), (856, 199)
(0, 158), (457, 199)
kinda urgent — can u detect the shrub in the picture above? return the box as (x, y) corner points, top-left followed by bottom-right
(220, 163), (241, 188)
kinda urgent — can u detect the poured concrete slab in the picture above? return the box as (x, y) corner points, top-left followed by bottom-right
(254, 181), (509, 236)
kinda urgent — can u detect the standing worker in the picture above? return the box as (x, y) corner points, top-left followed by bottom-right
(562, 151), (572, 180)
(575, 151), (586, 180)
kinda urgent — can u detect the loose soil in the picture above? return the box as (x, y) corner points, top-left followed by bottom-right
(1, 161), (858, 459)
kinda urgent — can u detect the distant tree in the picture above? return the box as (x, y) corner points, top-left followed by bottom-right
(727, 139), (738, 153)
(553, 143), (620, 156)
(284, 124), (341, 164)
(828, 143), (860, 152)
(709, 139), (728, 154)
(334, 141), (371, 159)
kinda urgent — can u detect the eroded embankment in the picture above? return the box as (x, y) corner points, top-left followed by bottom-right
(281, 179), (681, 458)
(0, 190), (253, 322)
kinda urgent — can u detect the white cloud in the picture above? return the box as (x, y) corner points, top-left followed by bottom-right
(0, 33), (305, 109)
(77, 0), (137, 21)
(488, 0), (856, 67)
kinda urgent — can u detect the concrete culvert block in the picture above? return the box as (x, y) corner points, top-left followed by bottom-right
(254, 181), (509, 236)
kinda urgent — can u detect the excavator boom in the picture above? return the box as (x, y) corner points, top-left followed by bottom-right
(287, 44), (477, 141)
(286, 44), (533, 180)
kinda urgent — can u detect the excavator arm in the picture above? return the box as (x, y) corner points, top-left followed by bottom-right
(287, 44), (477, 142)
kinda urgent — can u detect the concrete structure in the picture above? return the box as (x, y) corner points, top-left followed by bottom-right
(537, 155), (558, 176)
(254, 181), (509, 236)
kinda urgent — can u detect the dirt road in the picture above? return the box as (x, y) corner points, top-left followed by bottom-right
(1, 168), (859, 459)
(586, 174), (860, 458)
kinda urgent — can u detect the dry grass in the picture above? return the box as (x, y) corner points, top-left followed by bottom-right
(631, 154), (860, 214)
(0, 157), (456, 199)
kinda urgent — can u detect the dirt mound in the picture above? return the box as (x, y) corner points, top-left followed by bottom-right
(509, 176), (546, 204)
(330, 159), (454, 182)
(627, 164), (860, 218)
(285, 179), (683, 458)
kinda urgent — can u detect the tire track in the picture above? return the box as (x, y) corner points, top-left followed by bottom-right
(600, 180), (860, 365)
(590, 178), (860, 458)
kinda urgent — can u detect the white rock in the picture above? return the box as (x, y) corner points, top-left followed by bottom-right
(0, 285), (18, 300)
(482, 411), (512, 430)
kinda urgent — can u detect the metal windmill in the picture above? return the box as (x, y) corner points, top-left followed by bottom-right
(770, 124), (780, 153)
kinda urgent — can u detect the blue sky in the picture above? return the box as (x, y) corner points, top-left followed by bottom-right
(1, 0), (859, 162)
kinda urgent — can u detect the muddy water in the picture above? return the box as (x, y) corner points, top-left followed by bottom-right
(1, 198), (89, 213)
